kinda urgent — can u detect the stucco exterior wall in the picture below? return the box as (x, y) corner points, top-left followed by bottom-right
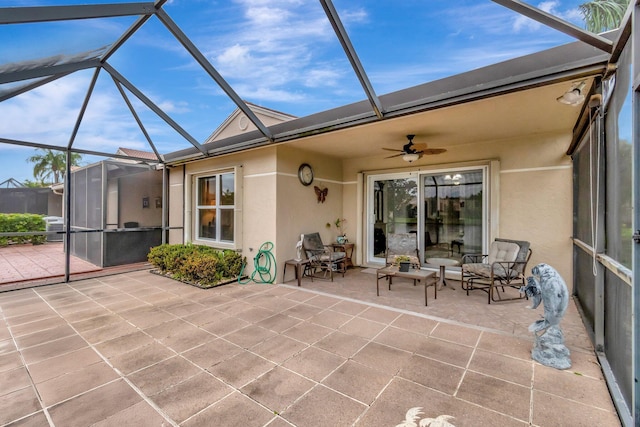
(276, 146), (344, 272)
(168, 165), (185, 244)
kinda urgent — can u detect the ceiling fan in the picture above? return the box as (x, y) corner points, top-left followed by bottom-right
(382, 134), (446, 162)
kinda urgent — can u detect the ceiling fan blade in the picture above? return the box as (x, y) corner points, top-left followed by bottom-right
(384, 153), (404, 159)
(382, 147), (403, 152)
(422, 148), (447, 155)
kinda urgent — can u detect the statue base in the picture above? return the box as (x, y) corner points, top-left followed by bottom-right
(532, 325), (571, 370)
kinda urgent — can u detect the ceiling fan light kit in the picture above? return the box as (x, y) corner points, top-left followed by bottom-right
(402, 153), (420, 162)
(382, 134), (446, 162)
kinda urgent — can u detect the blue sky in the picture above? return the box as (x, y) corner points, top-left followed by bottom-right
(0, 0), (594, 183)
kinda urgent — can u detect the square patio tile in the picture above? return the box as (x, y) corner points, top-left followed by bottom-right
(430, 322), (482, 346)
(322, 360), (393, 405)
(151, 372), (233, 423)
(532, 390), (621, 426)
(182, 391), (275, 427)
(398, 354), (465, 395)
(533, 364), (616, 411)
(413, 337), (474, 368)
(0, 387), (41, 426)
(27, 346), (103, 384)
(308, 309), (353, 329)
(109, 342), (175, 375)
(468, 348), (533, 386)
(314, 331), (368, 358)
(390, 313), (439, 334)
(181, 338), (243, 370)
(207, 351), (275, 388)
(19, 335), (87, 365)
(283, 322), (333, 345)
(241, 366), (314, 413)
(223, 324), (277, 349)
(456, 371), (531, 422)
(373, 326), (428, 354)
(282, 384), (366, 427)
(8, 316), (67, 337)
(13, 324), (77, 349)
(250, 334), (308, 364)
(90, 400), (169, 427)
(126, 355), (202, 396)
(0, 351), (23, 373)
(282, 346), (346, 382)
(48, 379), (142, 427)
(0, 366), (32, 396)
(94, 330), (155, 359)
(352, 341), (412, 375)
(338, 316), (387, 339)
(255, 313), (302, 333)
(36, 362), (120, 406)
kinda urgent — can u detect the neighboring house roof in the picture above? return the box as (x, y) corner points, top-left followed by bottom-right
(114, 147), (159, 163)
(204, 102), (297, 144)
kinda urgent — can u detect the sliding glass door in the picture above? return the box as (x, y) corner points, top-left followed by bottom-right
(367, 167), (487, 265)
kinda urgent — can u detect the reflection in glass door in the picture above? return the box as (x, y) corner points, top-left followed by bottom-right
(369, 176), (417, 263)
(422, 170), (484, 262)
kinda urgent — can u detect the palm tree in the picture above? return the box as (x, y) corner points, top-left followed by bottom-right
(27, 149), (82, 185)
(579, 0), (629, 33)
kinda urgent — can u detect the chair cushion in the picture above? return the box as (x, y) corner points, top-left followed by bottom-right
(487, 241), (520, 264)
(312, 251), (345, 262)
(464, 262), (519, 279)
(495, 238), (530, 273)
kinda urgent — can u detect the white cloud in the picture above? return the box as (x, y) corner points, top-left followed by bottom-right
(513, 1), (583, 32)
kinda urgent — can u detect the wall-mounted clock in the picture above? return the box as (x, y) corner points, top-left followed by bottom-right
(298, 163), (314, 186)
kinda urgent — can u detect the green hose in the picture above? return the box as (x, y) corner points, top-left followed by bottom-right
(238, 241), (277, 284)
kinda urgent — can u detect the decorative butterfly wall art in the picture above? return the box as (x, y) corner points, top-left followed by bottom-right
(314, 185), (328, 203)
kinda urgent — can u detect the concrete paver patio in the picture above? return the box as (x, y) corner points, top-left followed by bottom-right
(0, 269), (620, 426)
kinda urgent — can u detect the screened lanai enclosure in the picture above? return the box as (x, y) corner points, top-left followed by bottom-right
(0, 1), (638, 425)
(69, 160), (163, 267)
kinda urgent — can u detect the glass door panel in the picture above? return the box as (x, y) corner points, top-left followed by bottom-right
(369, 176), (418, 263)
(422, 170), (484, 262)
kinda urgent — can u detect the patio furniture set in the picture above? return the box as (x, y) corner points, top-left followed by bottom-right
(284, 231), (532, 306)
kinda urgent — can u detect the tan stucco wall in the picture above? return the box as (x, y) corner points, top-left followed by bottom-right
(168, 165), (185, 244)
(276, 146), (344, 271)
(168, 130), (573, 286)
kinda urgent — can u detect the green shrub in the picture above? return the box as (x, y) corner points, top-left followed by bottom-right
(0, 213), (46, 246)
(147, 243), (244, 288)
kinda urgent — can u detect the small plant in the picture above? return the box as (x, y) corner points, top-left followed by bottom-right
(326, 217), (347, 237)
(394, 255), (411, 264)
(394, 255), (412, 272)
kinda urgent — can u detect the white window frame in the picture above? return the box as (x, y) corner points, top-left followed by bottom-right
(190, 169), (237, 248)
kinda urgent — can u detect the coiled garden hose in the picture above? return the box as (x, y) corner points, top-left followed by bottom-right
(238, 241), (277, 284)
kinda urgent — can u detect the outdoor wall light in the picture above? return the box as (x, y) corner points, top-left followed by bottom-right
(557, 81), (586, 106)
(402, 153), (420, 162)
